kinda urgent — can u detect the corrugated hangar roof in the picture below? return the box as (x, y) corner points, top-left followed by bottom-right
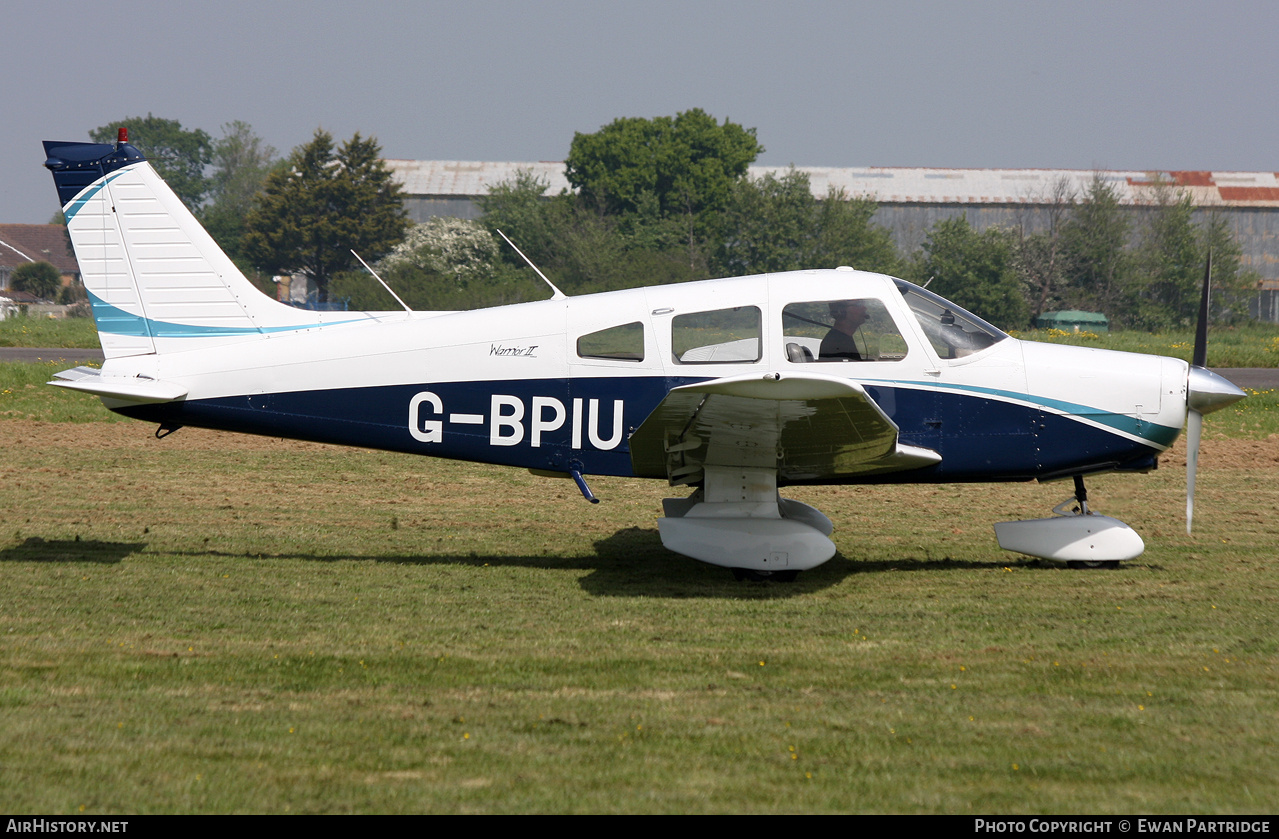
(385, 160), (571, 198)
(386, 160), (1279, 207)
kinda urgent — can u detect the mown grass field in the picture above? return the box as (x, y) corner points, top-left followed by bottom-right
(1, 348), (1278, 814)
(1018, 321), (1279, 369)
(0, 316), (99, 349)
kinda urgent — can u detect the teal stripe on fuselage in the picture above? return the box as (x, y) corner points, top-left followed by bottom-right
(860, 376), (1180, 448)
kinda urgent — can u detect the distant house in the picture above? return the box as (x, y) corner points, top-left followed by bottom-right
(0, 224), (80, 293)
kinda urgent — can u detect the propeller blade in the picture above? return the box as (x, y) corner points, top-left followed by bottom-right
(1185, 249), (1211, 535)
(1186, 409), (1202, 535)
(1192, 249), (1211, 368)
(1183, 249), (1246, 534)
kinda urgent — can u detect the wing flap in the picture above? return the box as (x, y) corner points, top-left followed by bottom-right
(630, 372), (939, 482)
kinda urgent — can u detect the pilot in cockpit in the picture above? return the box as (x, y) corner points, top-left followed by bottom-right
(819, 299), (869, 361)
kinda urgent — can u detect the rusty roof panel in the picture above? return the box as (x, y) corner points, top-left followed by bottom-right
(1170, 171), (1216, 187)
(1219, 186), (1279, 202)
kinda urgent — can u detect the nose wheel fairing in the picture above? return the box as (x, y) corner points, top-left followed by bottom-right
(994, 477), (1145, 564)
(993, 513), (1145, 563)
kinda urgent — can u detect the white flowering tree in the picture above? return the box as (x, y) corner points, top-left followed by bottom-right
(377, 217), (498, 284)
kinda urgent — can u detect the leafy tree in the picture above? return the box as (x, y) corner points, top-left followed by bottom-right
(479, 171), (700, 294)
(810, 189), (899, 276)
(378, 217), (498, 283)
(1010, 176), (1076, 320)
(477, 170), (567, 272)
(242, 130), (408, 303)
(714, 169), (898, 277)
(566, 109), (762, 268)
(1131, 185), (1201, 328)
(1198, 213), (1258, 323)
(90, 114), (213, 209)
(1130, 191), (1257, 328)
(566, 109), (762, 220)
(335, 216), (539, 312)
(10, 261), (62, 300)
(1059, 174), (1132, 320)
(912, 217), (1027, 329)
(200, 122), (278, 261)
(715, 169), (816, 275)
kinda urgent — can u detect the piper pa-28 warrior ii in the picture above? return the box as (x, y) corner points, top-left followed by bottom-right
(41, 132), (1246, 580)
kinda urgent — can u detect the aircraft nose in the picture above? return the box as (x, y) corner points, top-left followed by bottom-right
(1187, 367), (1247, 415)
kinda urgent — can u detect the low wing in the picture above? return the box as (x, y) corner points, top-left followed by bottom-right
(629, 372), (940, 484)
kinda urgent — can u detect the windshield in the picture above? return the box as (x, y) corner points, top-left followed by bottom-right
(893, 279), (1009, 359)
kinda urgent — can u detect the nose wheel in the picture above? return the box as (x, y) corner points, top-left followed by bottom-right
(1062, 477), (1117, 568)
(730, 568), (800, 582)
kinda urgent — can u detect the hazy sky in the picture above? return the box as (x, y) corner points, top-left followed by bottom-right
(4, 0), (1275, 223)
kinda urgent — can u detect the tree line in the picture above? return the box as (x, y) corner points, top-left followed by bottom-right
(69, 111), (1256, 330)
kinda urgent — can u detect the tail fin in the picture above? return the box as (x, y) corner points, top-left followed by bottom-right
(43, 138), (349, 359)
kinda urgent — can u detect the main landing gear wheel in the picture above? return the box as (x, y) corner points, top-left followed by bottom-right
(1066, 560), (1120, 570)
(731, 568), (799, 582)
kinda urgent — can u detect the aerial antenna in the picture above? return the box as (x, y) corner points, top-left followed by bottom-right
(496, 229), (566, 300)
(922, 275), (934, 290)
(351, 249), (412, 313)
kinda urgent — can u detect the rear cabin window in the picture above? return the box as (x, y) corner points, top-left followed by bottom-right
(782, 299), (908, 363)
(577, 322), (645, 361)
(672, 306), (762, 364)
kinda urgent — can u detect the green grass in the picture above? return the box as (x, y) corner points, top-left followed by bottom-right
(0, 361), (125, 423)
(1208, 385), (1279, 439)
(1018, 321), (1279, 368)
(0, 316), (100, 349)
(1, 367), (1277, 813)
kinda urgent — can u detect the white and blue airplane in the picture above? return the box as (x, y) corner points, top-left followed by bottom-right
(41, 133), (1246, 580)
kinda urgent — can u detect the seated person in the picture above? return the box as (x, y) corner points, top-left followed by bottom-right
(819, 300), (869, 361)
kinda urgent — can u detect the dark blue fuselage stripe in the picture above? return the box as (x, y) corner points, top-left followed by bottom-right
(116, 376), (1170, 483)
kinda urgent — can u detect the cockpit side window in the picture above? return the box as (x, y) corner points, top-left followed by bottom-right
(894, 280), (1008, 359)
(782, 298), (908, 363)
(672, 306), (761, 364)
(578, 322), (644, 361)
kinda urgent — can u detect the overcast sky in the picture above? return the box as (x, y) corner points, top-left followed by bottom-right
(4, 0), (1275, 223)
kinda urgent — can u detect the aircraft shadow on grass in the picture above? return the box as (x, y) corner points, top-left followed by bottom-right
(0, 530), (1141, 599)
(0, 536), (146, 564)
(167, 526), (1067, 598)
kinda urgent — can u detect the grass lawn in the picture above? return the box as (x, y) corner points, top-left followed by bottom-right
(0, 316), (99, 349)
(1017, 321), (1279, 368)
